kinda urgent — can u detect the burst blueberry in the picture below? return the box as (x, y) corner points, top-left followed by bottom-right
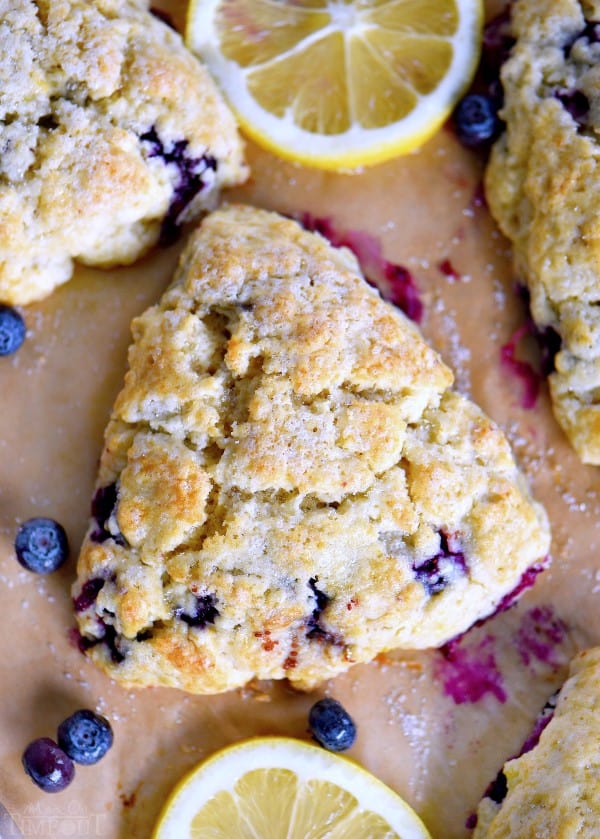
(57, 709), (114, 765)
(0, 304), (26, 356)
(14, 517), (69, 573)
(22, 737), (75, 792)
(178, 593), (219, 628)
(308, 697), (356, 752)
(453, 94), (501, 148)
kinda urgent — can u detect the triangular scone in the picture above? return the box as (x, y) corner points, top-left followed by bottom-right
(73, 205), (550, 694)
(474, 647), (600, 837)
(485, 0), (600, 463)
(0, 0), (247, 305)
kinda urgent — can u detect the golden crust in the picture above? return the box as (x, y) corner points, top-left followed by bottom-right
(485, 0), (600, 463)
(0, 0), (247, 305)
(73, 205), (550, 694)
(474, 647), (600, 838)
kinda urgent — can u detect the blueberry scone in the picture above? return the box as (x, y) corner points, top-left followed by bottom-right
(473, 646), (600, 837)
(485, 0), (600, 463)
(0, 0), (247, 305)
(73, 205), (551, 694)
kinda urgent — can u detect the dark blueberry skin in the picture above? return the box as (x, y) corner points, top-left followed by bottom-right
(0, 304), (26, 356)
(140, 126), (217, 245)
(89, 483), (126, 545)
(413, 531), (467, 596)
(308, 697), (357, 752)
(22, 738), (75, 793)
(306, 577), (331, 640)
(554, 88), (590, 127)
(14, 517), (69, 574)
(178, 593), (219, 628)
(73, 577), (105, 613)
(76, 620), (125, 664)
(453, 94), (501, 148)
(57, 710), (114, 766)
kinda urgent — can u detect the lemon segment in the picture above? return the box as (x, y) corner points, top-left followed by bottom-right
(185, 0), (483, 170)
(152, 737), (432, 838)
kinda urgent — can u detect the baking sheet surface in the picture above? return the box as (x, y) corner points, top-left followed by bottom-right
(1, 2), (599, 836)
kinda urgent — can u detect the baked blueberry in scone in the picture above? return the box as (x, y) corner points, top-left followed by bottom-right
(0, 0), (247, 305)
(73, 205), (550, 694)
(473, 647), (600, 837)
(485, 0), (600, 463)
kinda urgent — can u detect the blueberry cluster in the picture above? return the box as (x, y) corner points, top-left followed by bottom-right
(22, 710), (113, 793)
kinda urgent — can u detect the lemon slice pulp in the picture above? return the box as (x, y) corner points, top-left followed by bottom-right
(152, 737), (432, 838)
(185, 0), (483, 170)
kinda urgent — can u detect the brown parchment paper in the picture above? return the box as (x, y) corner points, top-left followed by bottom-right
(2, 2), (600, 836)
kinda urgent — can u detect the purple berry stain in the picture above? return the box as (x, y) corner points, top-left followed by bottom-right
(435, 634), (507, 705)
(486, 561), (549, 622)
(438, 258), (461, 282)
(300, 214), (423, 322)
(481, 8), (514, 87)
(500, 322), (542, 409)
(516, 605), (568, 669)
(517, 692), (558, 757)
(501, 286), (562, 410)
(141, 126), (216, 246)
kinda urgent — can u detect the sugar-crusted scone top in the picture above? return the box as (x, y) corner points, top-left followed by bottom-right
(73, 205), (550, 694)
(0, 0), (247, 305)
(474, 646), (600, 838)
(485, 0), (600, 463)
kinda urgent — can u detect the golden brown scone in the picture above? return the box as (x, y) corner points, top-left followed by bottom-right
(0, 0), (247, 305)
(73, 205), (550, 694)
(474, 647), (600, 838)
(485, 0), (600, 463)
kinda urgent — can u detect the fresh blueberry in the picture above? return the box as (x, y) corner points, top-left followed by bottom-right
(0, 304), (26, 356)
(57, 709), (114, 765)
(453, 94), (501, 148)
(22, 738), (75, 793)
(14, 517), (69, 574)
(308, 697), (356, 752)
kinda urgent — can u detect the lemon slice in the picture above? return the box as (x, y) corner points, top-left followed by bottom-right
(185, 0), (482, 170)
(152, 736), (432, 838)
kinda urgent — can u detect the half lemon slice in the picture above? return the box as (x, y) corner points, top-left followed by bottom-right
(185, 0), (483, 170)
(152, 736), (432, 838)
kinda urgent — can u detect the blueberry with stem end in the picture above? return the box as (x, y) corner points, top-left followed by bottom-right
(0, 304), (26, 356)
(14, 517), (69, 573)
(308, 697), (356, 752)
(57, 709), (113, 765)
(453, 93), (501, 148)
(22, 738), (75, 793)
